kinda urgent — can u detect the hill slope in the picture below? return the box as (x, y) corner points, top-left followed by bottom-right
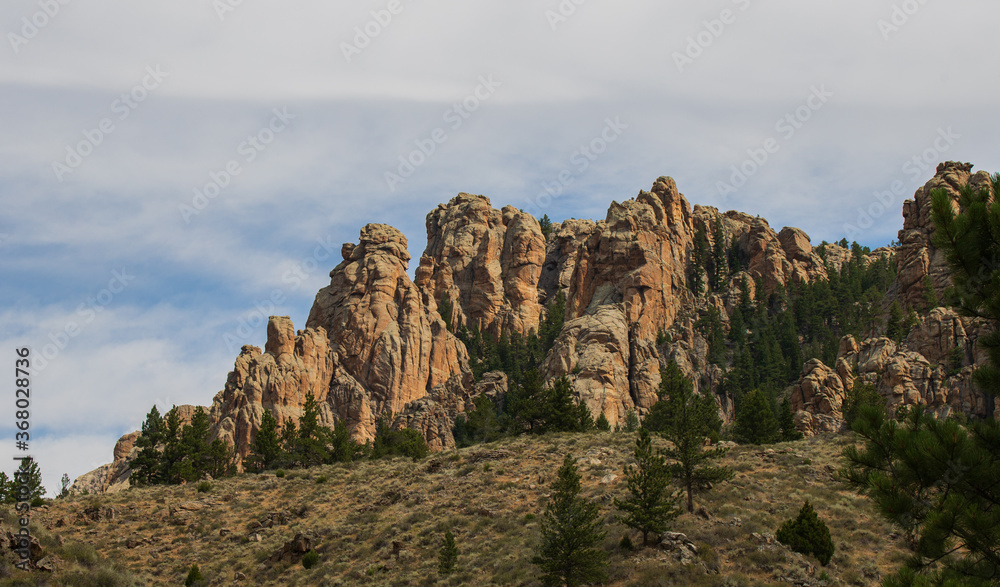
(7, 431), (908, 586)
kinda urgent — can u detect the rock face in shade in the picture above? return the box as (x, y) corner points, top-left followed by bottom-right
(77, 164), (996, 492)
(787, 308), (994, 436)
(415, 194), (546, 338)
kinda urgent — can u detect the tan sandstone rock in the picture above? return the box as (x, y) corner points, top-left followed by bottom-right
(415, 194), (545, 337)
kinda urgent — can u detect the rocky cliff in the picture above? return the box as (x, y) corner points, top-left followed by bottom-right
(790, 162), (997, 435)
(76, 162), (995, 493)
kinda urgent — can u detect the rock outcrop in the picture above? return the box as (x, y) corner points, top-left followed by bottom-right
(788, 308), (993, 436)
(69, 432), (139, 495)
(562, 177), (695, 341)
(897, 162), (995, 309)
(78, 164), (996, 492)
(208, 317), (336, 465)
(415, 194), (546, 337)
(305, 224), (474, 446)
(71, 406), (206, 494)
(541, 304), (646, 427)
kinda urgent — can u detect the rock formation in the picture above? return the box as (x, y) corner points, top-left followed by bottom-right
(77, 163), (997, 492)
(415, 194), (546, 337)
(788, 308), (993, 436)
(560, 177), (694, 341)
(306, 223), (473, 445)
(541, 304), (641, 426)
(897, 161), (995, 309)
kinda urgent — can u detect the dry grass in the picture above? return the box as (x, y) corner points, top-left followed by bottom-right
(1, 431), (905, 585)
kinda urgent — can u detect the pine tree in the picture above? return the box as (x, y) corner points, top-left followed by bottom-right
(159, 406), (184, 483)
(59, 473), (71, 498)
(645, 367), (731, 513)
(279, 420), (298, 464)
(886, 300), (905, 341)
(841, 174), (1000, 583)
(13, 457), (45, 502)
(613, 429), (680, 546)
(539, 214), (553, 240)
(371, 415), (429, 461)
(777, 397), (803, 441)
(776, 501), (835, 566)
(244, 409), (282, 472)
(595, 411), (611, 432)
(922, 275), (941, 310)
(841, 381), (884, 429)
(623, 410), (639, 432)
(538, 376), (589, 433)
(132, 405), (165, 485)
(184, 563), (204, 586)
(532, 454), (607, 586)
(711, 222), (728, 291)
(843, 405), (1000, 583)
(689, 225), (709, 294)
(438, 296), (454, 332)
(931, 174), (1000, 394)
(733, 389), (779, 444)
(454, 394), (502, 447)
(540, 291), (566, 352)
(695, 307), (726, 365)
(0, 472), (10, 504)
(329, 420), (361, 463)
(292, 392), (330, 467)
(205, 438), (233, 479)
(182, 407), (215, 481)
(438, 530), (458, 576)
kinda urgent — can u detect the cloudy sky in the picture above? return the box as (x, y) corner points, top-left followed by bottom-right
(1, 0), (998, 495)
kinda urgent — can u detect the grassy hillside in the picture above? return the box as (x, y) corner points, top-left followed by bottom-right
(2, 432), (908, 586)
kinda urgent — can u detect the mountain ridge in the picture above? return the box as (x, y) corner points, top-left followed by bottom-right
(73, 161), (995, 494)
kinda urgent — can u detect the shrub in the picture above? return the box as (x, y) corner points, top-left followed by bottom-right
(275, 469), (285, 478)
(315, 476), (328, 484)
(438, 530), (458, 575)
(63, 542), (99, 568)
(196, 481), (212, 493)
(184, 563), (204, 586)
(776, 501), (835, 566)
(302, 549), (320, 569)
(619, 534), (634, 551)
